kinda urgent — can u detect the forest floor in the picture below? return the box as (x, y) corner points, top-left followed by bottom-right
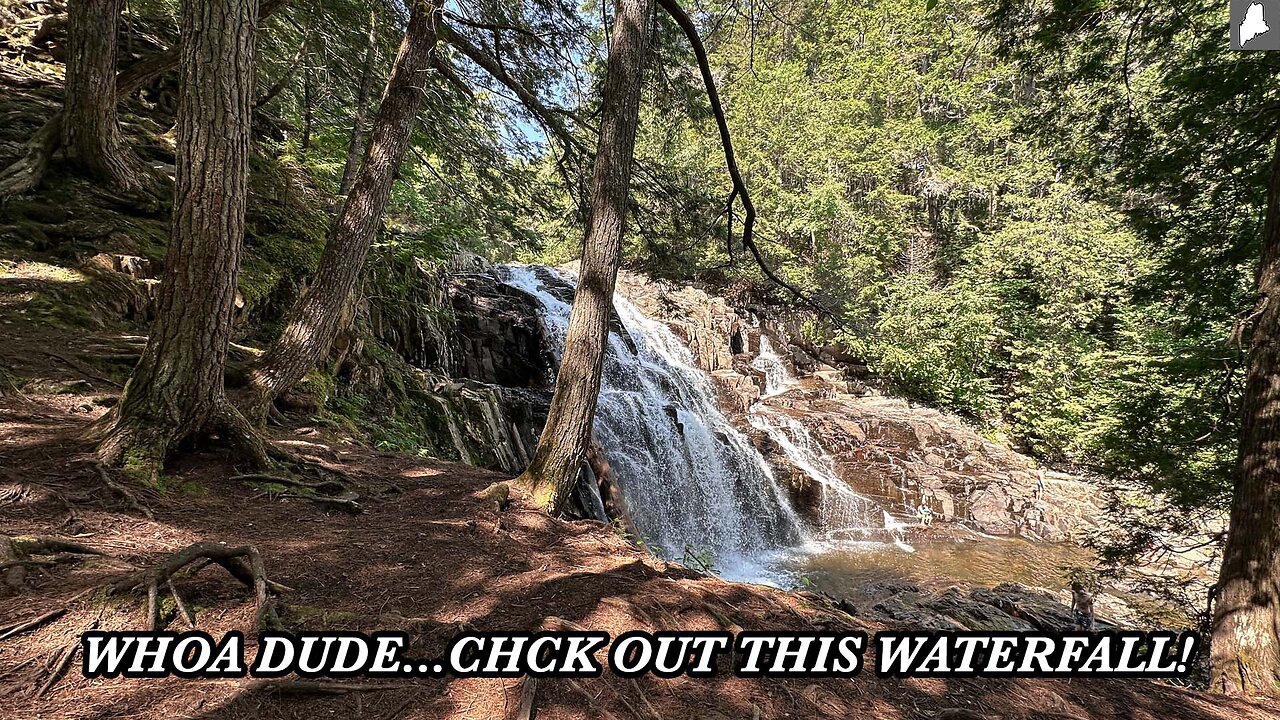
(1, 321), (1279, 720)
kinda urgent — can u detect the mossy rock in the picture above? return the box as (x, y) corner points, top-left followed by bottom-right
(3, 198), (68, 225)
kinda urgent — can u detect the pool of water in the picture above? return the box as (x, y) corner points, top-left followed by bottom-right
(731, 537), (1096, 604)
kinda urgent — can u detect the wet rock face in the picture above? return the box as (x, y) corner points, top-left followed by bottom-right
(360, 260), (550, 475)
(444, 272), (549, 388)
(614, 272), (747, 374)
(372, 259), (1101, 542)
(608, 269), (1102, 543)
(841, 581), (1118, 633)
(369, 262), (549, 390)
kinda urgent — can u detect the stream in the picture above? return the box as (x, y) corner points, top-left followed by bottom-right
(497, 264), (1093, 597)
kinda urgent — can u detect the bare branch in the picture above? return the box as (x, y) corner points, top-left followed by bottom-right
(656, 0), (839, 321)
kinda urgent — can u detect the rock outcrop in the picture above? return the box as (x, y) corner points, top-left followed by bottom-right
(358, 258), (1101, 540)
(609, 270), (1103, 542)
(352, 257), (551, 476)
(836, 580), (1125, 633)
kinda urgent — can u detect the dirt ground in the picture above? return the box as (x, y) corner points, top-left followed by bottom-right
(1, 330), (1279, 720)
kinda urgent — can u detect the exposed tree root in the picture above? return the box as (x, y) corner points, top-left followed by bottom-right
(35, 615), (98, 698)
(35, 642), (79, 698)
(39, 349), (123, 389)
(0, 607), (67, 642)
(108, 542), (287, 629)
(1, 534), (106, 587)
(0, 588), (94, 642)
(85, 459), (155, 519)
(0, 115), (59, 197)
(231, 461), (364, 514)
(564, 678), (623, 720)
(517, 676), (540, 720)
(229, 473), (347, 496)
(277, 491), (362, 514)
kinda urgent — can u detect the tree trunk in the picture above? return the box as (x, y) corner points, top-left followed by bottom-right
(0, 0), (288, 198)
(244, 0), (440, 421)
(94, 0), (263, 481)
(339, 12), (380, 196)
(301, 33), (315, 152)
(515, 0), (655, 514)
(61, 0), (142, 191)
(1210, 134), (1280, 698)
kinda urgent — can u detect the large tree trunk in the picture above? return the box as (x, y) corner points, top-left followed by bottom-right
(244, 0), (440, 421)
(94, 0), (263, 481)
(515, 0), (655, 514)
(1210, 134), (1280, 697)
(62, 0), (143, 191)
(0, 0), (288, 198)
(339, 12), (380, 196)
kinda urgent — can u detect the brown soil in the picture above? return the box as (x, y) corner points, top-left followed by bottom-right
(1, 342), (1279, 720)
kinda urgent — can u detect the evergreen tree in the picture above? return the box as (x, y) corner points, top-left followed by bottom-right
(62, 0), (145, 192)
(517, 0), (657, 513)
(245, 0), (443, 422)
(95, 0), (264, 481)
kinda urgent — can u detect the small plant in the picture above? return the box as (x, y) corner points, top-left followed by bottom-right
(610, 518), (649, 552)
(682, 543), (717, 574)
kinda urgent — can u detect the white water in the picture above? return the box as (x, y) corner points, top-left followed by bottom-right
(745, 337), (890, 546)
(750, 334), (792, 397)
(499, 266), (806, 576)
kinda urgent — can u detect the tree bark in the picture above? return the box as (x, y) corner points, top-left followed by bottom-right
(1210, 133), (1280, 698)
(339, 11), (380, 196)
(94, 0), (264, 481)
(0, 0), (288, 198)
(244, 0), (441, 421)
(61, 0), (143, 191)
(515, 0), (655, 514)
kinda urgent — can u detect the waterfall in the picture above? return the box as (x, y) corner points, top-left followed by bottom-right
(499, 266), (805, 568)
(745, 336), (880, 542)
(747, 410), (879, 540)
(751, 334), (792, 397)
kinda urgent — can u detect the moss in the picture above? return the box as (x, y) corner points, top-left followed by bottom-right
(312, 339), (469, 461)
(236, 153), (332, 320)
(20, 292), (99, 329)
(1, 218), (52, 250)
(120, 443), (165, 487)
(115, 218), (170, 261)
(154, 475), (206, 497)
(296, 368), (337, 408)
(4, 197), (68, 225)
(239, 230), (325, 313)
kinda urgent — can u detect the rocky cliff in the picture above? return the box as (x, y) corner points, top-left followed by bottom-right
(362, 259), (1102, 543)
(613, 271), (1103, 543)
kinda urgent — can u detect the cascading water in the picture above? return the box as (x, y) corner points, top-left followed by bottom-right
(750, 334), (792, 398)
(746, 336), (883, 543)
(499, 266), (806, 572)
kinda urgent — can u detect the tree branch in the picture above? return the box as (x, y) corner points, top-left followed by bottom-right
(656, 0), (838, 322)
(439, 23), (584, 155)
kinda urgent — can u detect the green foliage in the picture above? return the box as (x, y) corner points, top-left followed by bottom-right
(627, 0), (1145, 466)
(987, 0), (1274, 509)
(681, 543), (718, 574)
